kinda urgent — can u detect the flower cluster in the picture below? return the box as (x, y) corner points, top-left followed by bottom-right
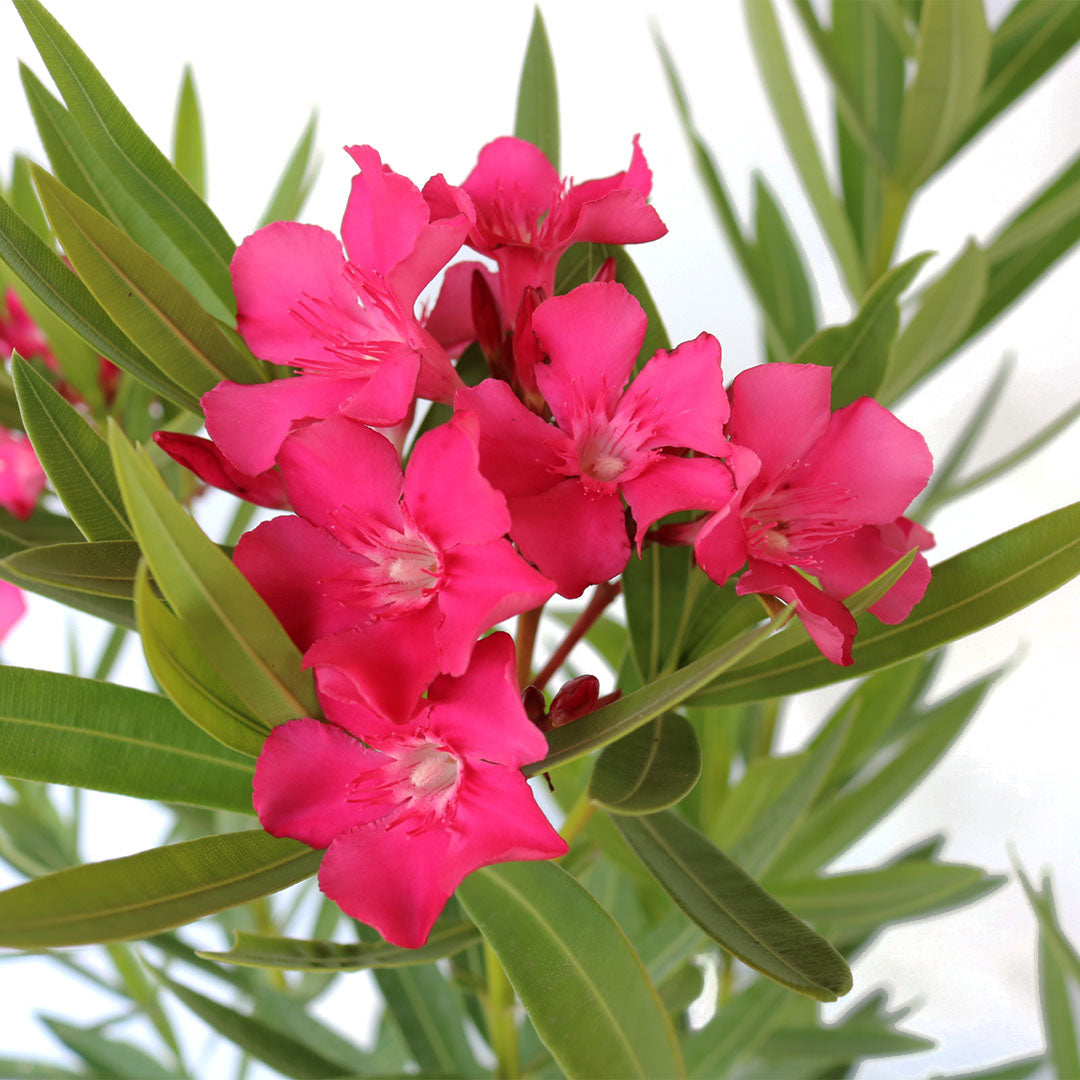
(158, 137), (934, 945)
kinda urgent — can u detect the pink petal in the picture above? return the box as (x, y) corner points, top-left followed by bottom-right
(737, 560), (857, 666)
(447, 765), (568, 887)
(436, 540), (555, 675)
(203, 374), (372, 476)
(0, 581), (26, 642)
(0, 431), (45, 519)
(424, 261), (495, 358)
(425, 632), (548, 766)
(341, 146), (431, 276)
(234, 516), (367, 649)
(493, 246), (558, 323)
(153, 432), (289, 509)
(532, 282), (647, 429)
(800, 397), (933, 525)
(306, 612), (441, 727)
(566, 188), (667, 248)
(563, 135), (654, 213)
(816, 519), (933, 624)
(389, 217), (471, 311)
(230, 222), (357, 368)
(728, 363), (833, 485)
(617, 332), (729, 457)
(404, 413), (511, 549)
(455, 381), (566, 498)
(253, 718), (388, 849)
(693, 505), (749, 587)
(621, 455), (735, 551)
(335, 348), (421, 425)
(462, 137), (561, 240)
(508, 479), (629, 599)
(319, 820), (455, 948)
(276, 414), (404, 536)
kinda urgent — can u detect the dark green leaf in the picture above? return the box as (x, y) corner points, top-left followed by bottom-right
(458, 860), (684, 1079)
(12, 355), (130, 540)
(42, 1018), (175, 1079)
(0, 665), (253, 812)
(0, 830), (319, 947)
(172, 66), (205, 198)
(14, 0), (237, 320)
(694, 502), (1080, 705)
(615, 811), (852, 1001)
(5, 539), (137, 597)
(589, 711), (702, 815)
(259, 111), (319, 227)
(623, 543), (692, 681)
(515, 8), (559, 171)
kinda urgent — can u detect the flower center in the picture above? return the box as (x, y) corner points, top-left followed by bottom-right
(572, 413), (644, 486)
(743, 481), (857, 565)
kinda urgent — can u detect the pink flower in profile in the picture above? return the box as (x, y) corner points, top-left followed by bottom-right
(423, 136), (666, 327)
(0, 289), (54, 366)
(253, 632), (567, 948)
(153, 432), (289, 510)
(0, 581), (26, 642)
(235, 412), (554, 717)
(690, 363), (933, 665)
(204, 146), (471, 476)
(0, 428), (46, 521)
(457, 281), (735, 598)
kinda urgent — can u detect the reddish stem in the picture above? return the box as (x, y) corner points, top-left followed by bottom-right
(533, 580), (621, 692)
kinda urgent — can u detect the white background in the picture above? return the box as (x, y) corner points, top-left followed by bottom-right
(0, 1), (1077, 1076)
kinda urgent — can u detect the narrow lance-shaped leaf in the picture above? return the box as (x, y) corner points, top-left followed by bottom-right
(259, 111), (319, 227)
(12, 355), (130, 540)
(614, 810), (853, 1002)
(41, 1018), (176, 1080)
(514, 7), (560, 172)
(110, 423), (319, 725)
(623, 542), (692, 682)
(0, 830), (320, 948)
(172, 65), (206, 198)
(14, 0), (237, 320)
(458, 860), (684, 1079)
(6, 153), (50, 241)
(694, 501), (1080, 705)
(6, 539), (139, 599)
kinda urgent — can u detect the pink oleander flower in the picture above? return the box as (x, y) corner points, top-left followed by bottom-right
(153, 432), (290, 510)
(0, 428), (46, 521)
(423, 136), (666, 329)
(0, 288), (54, 365)
(253, 632), (567, 948)
(235, 412), (555, 718)
(690, 363), (933, 665)
(457, 281), (735, 598)
(204, 146), (472, 476)
(0, 581), (26, 643)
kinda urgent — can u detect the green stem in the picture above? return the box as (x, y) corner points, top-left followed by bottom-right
(223, 498), (259, 547)
(719, 952), (735, 1006)
(91, 624), (128, 681)
(559, 791), (596, 847)
(749, 699), (781, 761)
(485, 941), (519, 1079)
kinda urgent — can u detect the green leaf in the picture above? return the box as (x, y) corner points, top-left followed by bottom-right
(893, 0), (991, 190)
(0, 502), (82, 547)
(614, 811), (852, 1001)
(682, 979), (790, 1077)
(42, 1018), (175, 1080)
(0, 1058), (85, 1079)
(527, 607), (792, 776)
(881, 240), (988, 402)
(956, 0), (1080, 162)
(110, 423), (319, 725)
(791, 253), (930, 408)
(6, 153), (51, 241)
(772, 860), (1004, 938)
(35, 169), (261, 402)
(4, 538), (138, 598)
(0, 196), (190, 405)
(754, 1019), (934, 1065)
(157, 971), (345, 1079)
(259, 111), (319, 227)
(766, 673), (996, 879)
(1033, 880), (1080, 1079)
(935, 1057), (1044, 1080)
(693, 501), (1080, 705)
(514, 8), (560, 172)
(14, 0), (237, 321)
(172, 65), (205, 198)
(751, 174), (818, 357)
(458, 860), (683, 1079)
(0, 829), (319, 947)
(12, 355), (130, 541)
(199, 921), (480, 972)
(623, 543), (692, 681)
(589, 712), (702, 815)
(742, 0), (864, 295)
(0, 665), (253, 811)
(135, 561), (268, 758)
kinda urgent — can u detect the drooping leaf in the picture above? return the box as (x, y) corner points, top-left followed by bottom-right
(791, 253), (930, 407)
(14, 0), (237, 321)
(110, 423), (319, 726)
(614, 811), (852, 1001)
(514, 7), (560, 171)
(11, 355), (130, 541)
(0, 830), (319, 948)
(259, 111), (319, 227)
(458, 860), (684, 1079)
(0, 665), (254, 812)
(589, 711), (702, 815)
(694, 502), (1080, 705)
(172, 65), (206, 198)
